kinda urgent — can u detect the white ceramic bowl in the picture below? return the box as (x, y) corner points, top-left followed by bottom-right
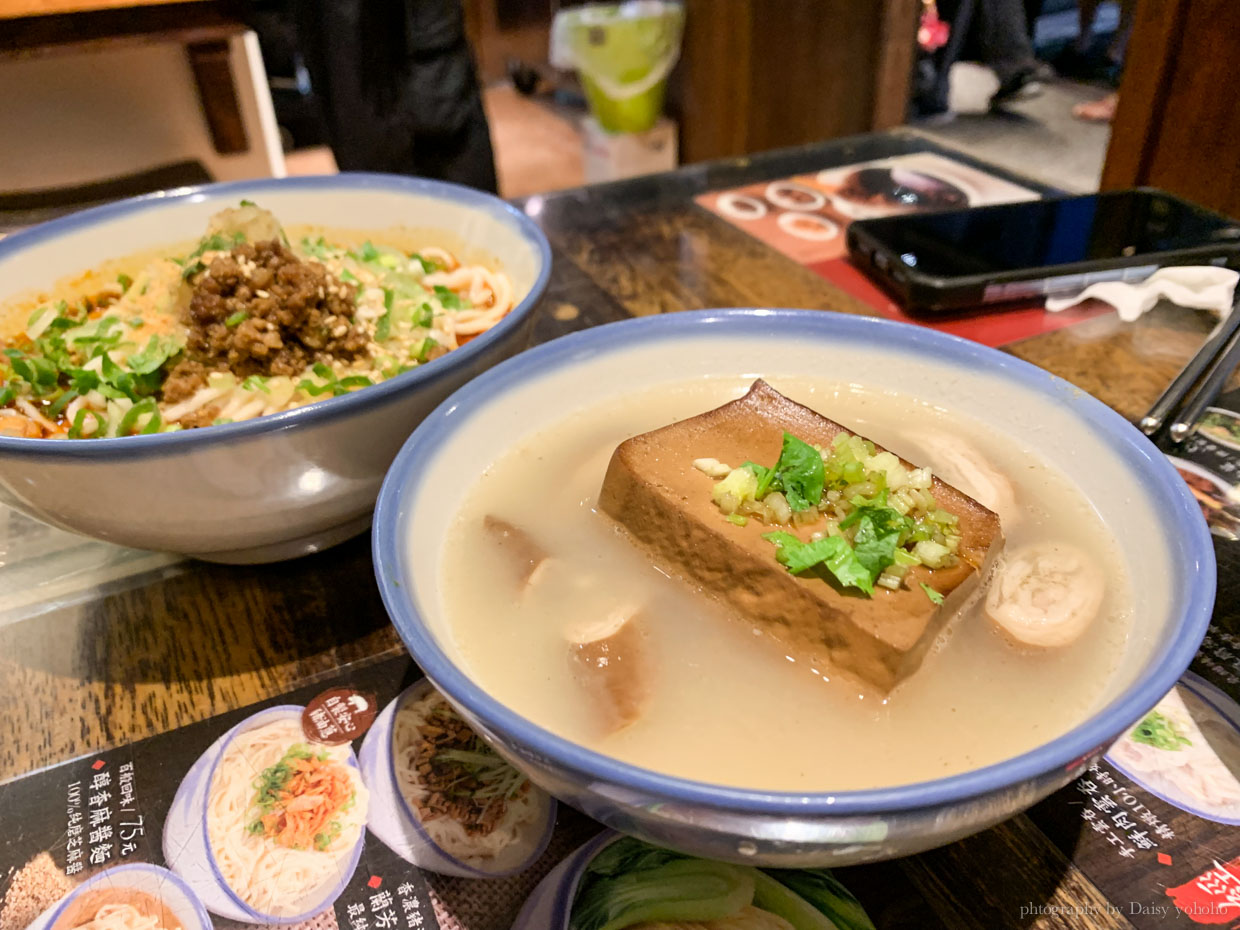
(0, 174), (550, 562)
(357, 679), (556, 877)
(27, 864), (212, 930)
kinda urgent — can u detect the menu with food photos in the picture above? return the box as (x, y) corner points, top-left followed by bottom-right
(0, 657), (892, 930)
(696, 152), (1109, 348)
(1018, 386), (1240, 929)
(3, 403), (1240, 930)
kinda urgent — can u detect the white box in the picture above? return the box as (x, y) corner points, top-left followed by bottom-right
(582, 116), (678, 183)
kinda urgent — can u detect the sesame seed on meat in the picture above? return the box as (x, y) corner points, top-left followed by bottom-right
(162, 239), (370, 400)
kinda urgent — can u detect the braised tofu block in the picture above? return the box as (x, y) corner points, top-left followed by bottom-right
(598, 380), (1003, 692)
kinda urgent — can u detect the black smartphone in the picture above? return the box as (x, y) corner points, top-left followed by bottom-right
(846, 188), (1240, 315)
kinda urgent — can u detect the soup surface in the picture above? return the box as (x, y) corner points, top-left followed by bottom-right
(439, 376), (1133, 791)
(51, 888), (183, 930)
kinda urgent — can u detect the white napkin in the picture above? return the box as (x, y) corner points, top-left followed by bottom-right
(1045, 266), (1239, 322)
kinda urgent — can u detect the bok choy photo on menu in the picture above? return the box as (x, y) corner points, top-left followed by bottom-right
(514, 833), (877, 930)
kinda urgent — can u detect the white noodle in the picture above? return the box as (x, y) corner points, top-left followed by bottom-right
(161, 387), (226, 423)
(1110, 688), (1240, 814)
(64, 395), (87, 424)
(391, 692), (543, 871)
(15, 398), (56, 432)
(207, 718), (368, 917)
(418, 246), (457, 270)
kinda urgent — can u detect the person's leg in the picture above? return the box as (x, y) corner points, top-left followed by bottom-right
(1106, 0), (1138, 65)
(974, 0), (1040, 86)
(1075, 0), (1102, 54)
(1072, 0), (1133, 124)
(1022, 0), (1044, 38)
(1073, 91), (1118, 122)
(913, 0), (975, 116)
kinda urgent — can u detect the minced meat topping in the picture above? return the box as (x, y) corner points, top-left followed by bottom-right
(164, 239), (368, 396)
(413, 699), (529, 837)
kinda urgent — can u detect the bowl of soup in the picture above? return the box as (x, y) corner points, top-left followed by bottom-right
(28, 863), (212, 930)
(0, 174), (550, 562)
(372, 308), (1214, 865)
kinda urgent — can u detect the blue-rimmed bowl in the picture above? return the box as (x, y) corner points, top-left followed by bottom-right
(357, 678), (557, 877)
(27, 863), (213, 930)
(162, 704), (366, 924)
(372, 308), (1215, 866)
(0, 174), (550, 562)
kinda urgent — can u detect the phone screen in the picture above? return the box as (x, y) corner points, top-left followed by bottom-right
(864, 191), (1240, 277)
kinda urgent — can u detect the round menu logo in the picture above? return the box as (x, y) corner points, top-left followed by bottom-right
(303, 687), (377, 744)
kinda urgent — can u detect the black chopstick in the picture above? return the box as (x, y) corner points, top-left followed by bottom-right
(1141, 299), (1240, 436)
(1168, 324), (1240, 441)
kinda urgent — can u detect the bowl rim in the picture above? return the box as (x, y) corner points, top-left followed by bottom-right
(0, 172), (551, 459)
(372, 307), (1217, 815)
(41, 862), (214, 930)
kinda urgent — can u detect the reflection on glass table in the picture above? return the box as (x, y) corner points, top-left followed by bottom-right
(0, 503), (183, 626)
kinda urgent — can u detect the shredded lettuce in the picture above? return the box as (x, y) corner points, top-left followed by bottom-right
(126, 334), (181, 375)
(301, 235), (332, 259)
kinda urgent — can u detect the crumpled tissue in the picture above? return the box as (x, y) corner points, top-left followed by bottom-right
(1045, 266), (1238, 322)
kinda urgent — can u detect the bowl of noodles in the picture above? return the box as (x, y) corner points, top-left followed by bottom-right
(357, 678), (556, 877)
(0, 174), (550, 562)
(27, 864), (212, 930)
(162, 705), (369, 924)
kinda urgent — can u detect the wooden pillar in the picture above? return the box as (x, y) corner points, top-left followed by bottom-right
(1101, 0), (1240, 217)
(668, 0), (919, 164)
